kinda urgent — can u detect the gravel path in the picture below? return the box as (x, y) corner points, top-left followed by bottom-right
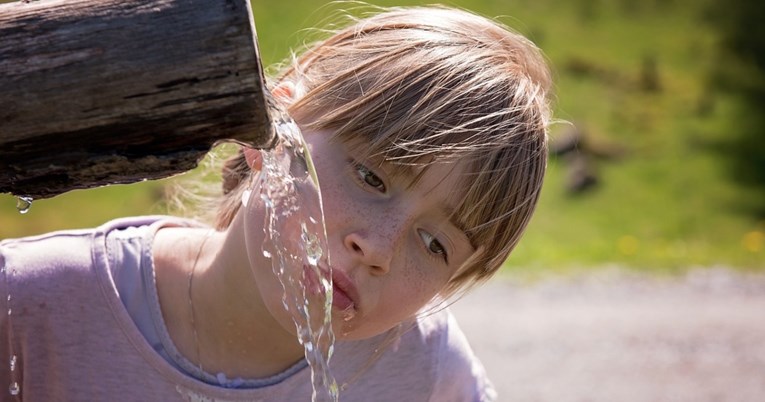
(450, 268), (765, 402)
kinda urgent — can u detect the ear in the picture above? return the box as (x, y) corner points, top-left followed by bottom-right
(243, 147), (262, 171)
(271, 81), (303, 104)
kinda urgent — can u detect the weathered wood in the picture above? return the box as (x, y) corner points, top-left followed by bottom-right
(0, 0), (278, 199)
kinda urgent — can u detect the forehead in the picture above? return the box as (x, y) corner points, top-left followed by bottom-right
(395, 159), (467, 201)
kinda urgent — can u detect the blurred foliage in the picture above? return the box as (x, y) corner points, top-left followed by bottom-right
(705, 0), (765, 218)
(1, 0), (763, 272)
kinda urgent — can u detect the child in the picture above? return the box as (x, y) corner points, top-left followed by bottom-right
(0, 5), (551, 401)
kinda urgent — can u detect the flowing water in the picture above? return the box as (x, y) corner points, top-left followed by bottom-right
(243, 116), (339, 402)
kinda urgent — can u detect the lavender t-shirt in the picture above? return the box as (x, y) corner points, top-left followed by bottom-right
(0, 216), (497, 401)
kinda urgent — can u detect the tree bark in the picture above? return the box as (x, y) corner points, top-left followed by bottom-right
(0, 0), (278, 199)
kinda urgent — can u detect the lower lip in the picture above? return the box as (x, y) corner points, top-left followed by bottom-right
(332, 283), (355, 312)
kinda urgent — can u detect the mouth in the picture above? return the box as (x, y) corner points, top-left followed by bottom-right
(302, 265), (359, 315)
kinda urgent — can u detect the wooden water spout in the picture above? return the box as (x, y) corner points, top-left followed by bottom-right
(0, 0), (278, 199)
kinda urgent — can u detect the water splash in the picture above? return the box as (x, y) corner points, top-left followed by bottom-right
(248, 116), (338, 402)
(15, 197), (32, 215)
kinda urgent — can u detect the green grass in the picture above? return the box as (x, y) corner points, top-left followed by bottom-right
(0, 181), (168, 237)
(2, 0), (763, 273)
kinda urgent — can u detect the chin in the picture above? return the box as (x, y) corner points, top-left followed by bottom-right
(332, 318), (404, 342)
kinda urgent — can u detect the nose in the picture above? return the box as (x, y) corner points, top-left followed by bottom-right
(343, 229), (396, 275)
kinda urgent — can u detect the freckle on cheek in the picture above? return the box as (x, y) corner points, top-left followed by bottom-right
(402, 257), (430, 303)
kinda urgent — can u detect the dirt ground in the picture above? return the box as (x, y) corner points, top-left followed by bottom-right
(450, 267), (765, 402)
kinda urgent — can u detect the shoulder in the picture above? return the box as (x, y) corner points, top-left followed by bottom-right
(336, 308), (496, 401)
(1, 225), (97, 282)
(414, 308), (497, 401)
(0, 215), (189, 292)
(2, 216), (140, 271)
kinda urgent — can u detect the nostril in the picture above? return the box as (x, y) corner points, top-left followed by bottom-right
(345, 233), (390, 275)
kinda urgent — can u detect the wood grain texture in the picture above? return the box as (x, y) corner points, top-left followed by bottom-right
(0, 0), (276, 198)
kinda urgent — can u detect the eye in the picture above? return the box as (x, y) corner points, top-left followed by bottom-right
(354, 163), (386, 193)
(418, 229), (448, 263)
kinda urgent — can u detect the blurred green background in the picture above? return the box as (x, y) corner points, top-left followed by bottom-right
(2, 0), (763, 274)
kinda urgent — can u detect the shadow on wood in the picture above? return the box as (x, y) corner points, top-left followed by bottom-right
(0, 0), (279, 199)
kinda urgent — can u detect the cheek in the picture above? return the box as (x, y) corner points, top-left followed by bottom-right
(317, 179), (358, 231)
(400, 254), (449, 307)
(380, 252), (448, 326)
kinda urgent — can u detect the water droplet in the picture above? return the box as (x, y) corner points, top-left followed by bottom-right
(9, 355), (16, 372)
(15, 196), (33, 214)
(342, 306), (356, 322)
(8, 381), (19, 395)
(301, 222), (323, 266)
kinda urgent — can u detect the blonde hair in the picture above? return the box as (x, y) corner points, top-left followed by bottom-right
(218, 5), (552, 297)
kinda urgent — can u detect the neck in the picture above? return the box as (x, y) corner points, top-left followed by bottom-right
(154, 217), (304, 379)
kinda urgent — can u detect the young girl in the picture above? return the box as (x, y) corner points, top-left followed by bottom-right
(0, 5), (551, 401)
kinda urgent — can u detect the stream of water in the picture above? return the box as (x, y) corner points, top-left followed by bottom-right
(244, 116), (339, 402)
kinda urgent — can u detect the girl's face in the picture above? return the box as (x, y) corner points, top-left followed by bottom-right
(302, 130), (476, 340)
(241, 129), (475, 342)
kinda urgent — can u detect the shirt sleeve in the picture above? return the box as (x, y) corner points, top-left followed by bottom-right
(429, 311), (498, 402)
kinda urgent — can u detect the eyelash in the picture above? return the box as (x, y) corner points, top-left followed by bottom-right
(352, 161), (387, 193)
(418, 229), (449, 264)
